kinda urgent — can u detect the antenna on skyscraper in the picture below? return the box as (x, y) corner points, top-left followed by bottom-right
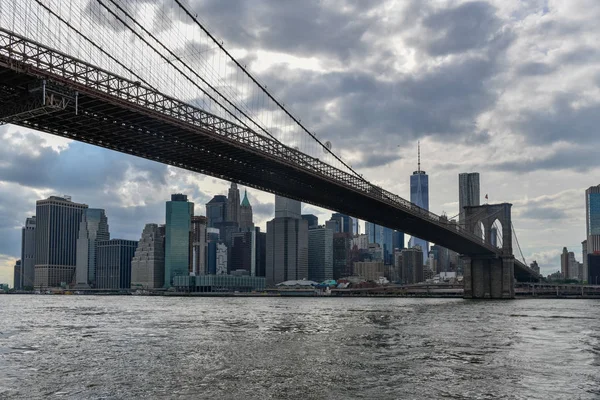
(417, 141), (421, 173)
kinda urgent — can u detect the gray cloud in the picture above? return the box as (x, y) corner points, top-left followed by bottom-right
(520, 206), (568, 221)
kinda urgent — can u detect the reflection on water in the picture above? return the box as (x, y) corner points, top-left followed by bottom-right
(0, 296), (599, 399)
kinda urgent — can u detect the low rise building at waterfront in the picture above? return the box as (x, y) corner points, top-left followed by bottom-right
(96, 239), (138, 289)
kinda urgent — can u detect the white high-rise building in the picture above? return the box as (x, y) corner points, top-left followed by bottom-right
(75, 209), (110, 288)
(131, 224), (165, 289)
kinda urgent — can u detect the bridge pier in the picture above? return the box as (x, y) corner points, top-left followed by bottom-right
(462, 256), (514, 299)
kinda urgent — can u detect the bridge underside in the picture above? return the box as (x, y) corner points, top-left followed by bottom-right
(0, 34), (538, 283)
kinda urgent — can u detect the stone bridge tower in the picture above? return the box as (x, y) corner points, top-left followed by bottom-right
(461, 203), (515, 299)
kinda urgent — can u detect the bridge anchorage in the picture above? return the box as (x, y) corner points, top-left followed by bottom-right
(461, 203), (515, 299)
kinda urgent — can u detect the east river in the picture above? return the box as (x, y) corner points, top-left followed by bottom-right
(0, 296), (599, 399)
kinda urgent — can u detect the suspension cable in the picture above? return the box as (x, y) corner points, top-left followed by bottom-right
(511, 222), (527, 265)
(172, 0), (366, 182)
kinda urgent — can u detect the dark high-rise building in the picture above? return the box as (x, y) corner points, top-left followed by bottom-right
(206, 195), (228, 228)
(75, 208), (110, 288)
(308, 227), (333, 282)
(131, 224), (165, 289)
(20, 216), (36, 289)
(165, 194), (194, 288)
(393, 230), (405, 251)
(13, 260), (22, 290)
(255, 227), (266, 277)
(227, 183), (241, 225)
(330, 213), (353, 234)
(96, 239), (138, 289)
(585, 185), (600, 279)
(34, 196), (88, 288)
(206, 228), (220, 275)
(191, 216), (207, 275)
(430, 244), (451, 273)
(231, 231), (254, 274)
(588, 254), (600, 285)
(333, 232), (352, 280)
(401, 247), (424, 284)
(239, 190), (254, 231)
(301, 214), (319, 229)
(561, 247), (569, 278)
(409, 143), (429, 262)
(266, 196), (308, 285)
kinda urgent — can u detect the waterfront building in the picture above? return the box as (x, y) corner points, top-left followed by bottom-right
(131, 224), (165, 289)
(206, 195), (228, 228)
(586, 185), (600, 236)
(333, 233), (352, 280)
(302, 214), (319, 229)
(588, 254), (600, 285)
(164, 194), (194, 288)
(227, 183), (241, 225)
(191, 216), (207, 275)
(430, 244), (451, 273)
(239, 190), (254, 231)
(206, 228), (220, 275)
(34, 196), (88, 288)
(255, 227), (266, 277)
(401, 247), (424, 284)
(231, 231), (255, 275)
(582, 240), (588, 283)
(459, 172), (480, 227)
(20, 216), (36, 289)
(266, 196), (308, 286)
(75, 208), (110, 287)
(96, 239), (138, 289)
(308, 227), (333, 282)
(216, 242), (228, 275)
(409, 143), (429, 263)
(353, 261), (385, 281)
(173, 274), (266, 293)
(13, 260), (22, 290)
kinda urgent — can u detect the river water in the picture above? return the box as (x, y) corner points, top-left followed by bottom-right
(0, 296), (599, 399)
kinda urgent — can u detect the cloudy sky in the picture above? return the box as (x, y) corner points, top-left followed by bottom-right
(2, 0), (599, 285)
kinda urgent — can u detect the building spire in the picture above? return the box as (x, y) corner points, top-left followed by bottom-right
(418, 141), (421, 173)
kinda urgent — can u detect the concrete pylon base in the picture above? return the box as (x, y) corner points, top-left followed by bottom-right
(462, 255), (514, 299)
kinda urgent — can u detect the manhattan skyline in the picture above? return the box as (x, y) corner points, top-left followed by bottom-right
(0, 0), (598, 284)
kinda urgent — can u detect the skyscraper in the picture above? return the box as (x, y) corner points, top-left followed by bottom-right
(75, 208), (110, 288)
(231, 231), (255, 275)
(364, 222), (394, 264)
(459, 172), (480, 226)
(206, 195), (228, 228)
(409, 143), (429, 262)
(34, 196), (88, 288)
(401, 247), (424, 284)
(164, 194), (194, 288)
(96, 239), (138, 289)
(266, 195), (308, 285)
(13, 260), (22, 290)
(254, 227), (267, 277)
(191, 216), (207, 275)
(275, 195), (301, 219)
(301, 214), (319, 229)
(392, 230), (405, 252)
(330, 213), (353, 234)
(20, 216), (36, 289)
(308, 227), (333, 282)
(131, 223), (165, 289)
(333, 233), (352, 280)
(227, 183), (241, 224)
(561, 247), (569, 278)
(586, 185), (600, 237)
(239, 190), (254, 231)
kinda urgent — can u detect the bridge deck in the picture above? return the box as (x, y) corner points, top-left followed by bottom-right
(0, 29), (538, 280)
